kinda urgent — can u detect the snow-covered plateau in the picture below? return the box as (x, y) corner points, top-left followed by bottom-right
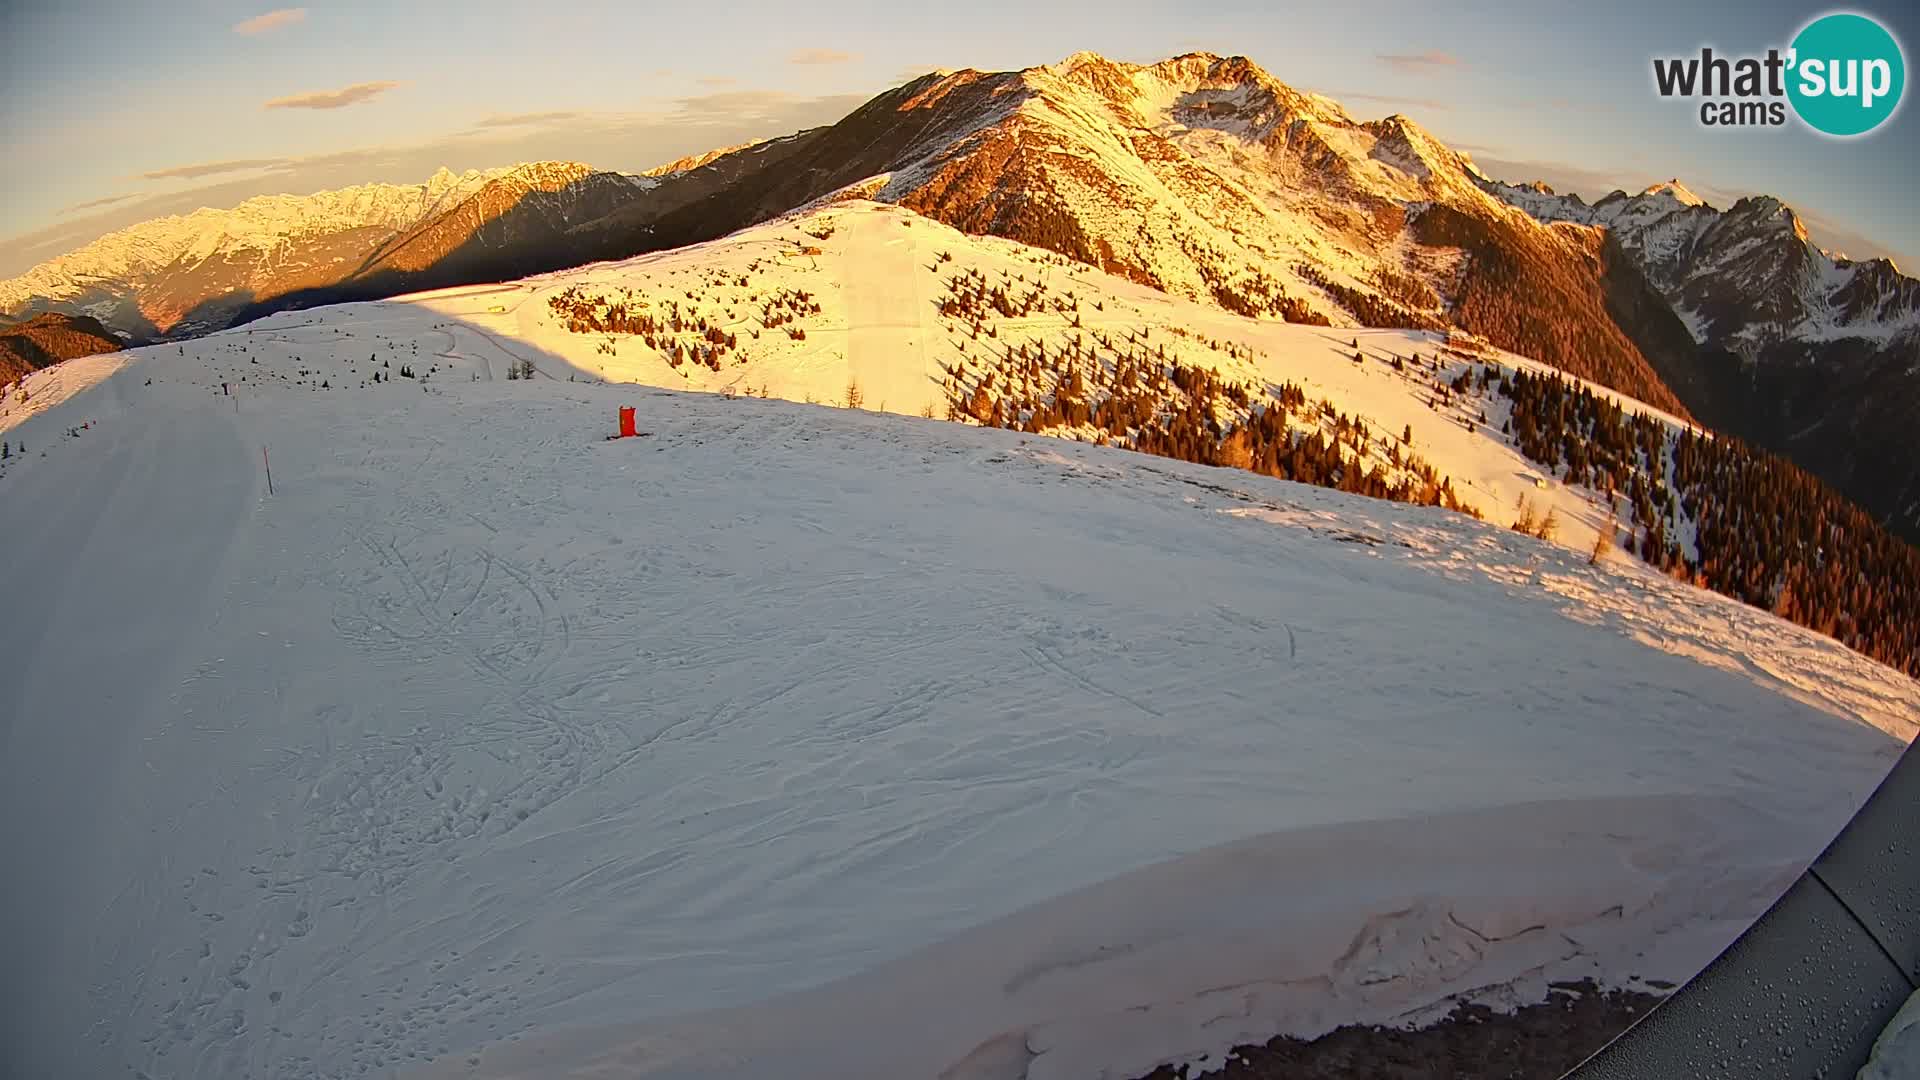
(1, 202), (1914, 1080)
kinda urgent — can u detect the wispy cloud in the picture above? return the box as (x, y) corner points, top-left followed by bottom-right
(696, 76), (737, 88)
(232, 8), (306, 35)
(139, 157), (290, 181)
(134, 146), (416, 182)
(672, 90), (805, 122)
(1335, 90), (1452, 112)
(59, 192), (141, 215)
(1686, 181), (1749, 206)
(473, 111), (585, 129)
(1377, 50), (1462, 74)
(789, 48), (857, 66)
(263, 80), (402, 111)
(286, 145), (416, 171)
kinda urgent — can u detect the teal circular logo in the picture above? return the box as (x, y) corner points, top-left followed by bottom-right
(1787, 12), (1906, 136)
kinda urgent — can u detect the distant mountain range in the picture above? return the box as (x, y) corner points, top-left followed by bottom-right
(4, 50), (1916, 538)
(0, 162), (651, 340)
(1486, 178), (1919, 353)
(1481, 177), (1920, 540)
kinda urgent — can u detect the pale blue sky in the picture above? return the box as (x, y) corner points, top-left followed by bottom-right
(2, 0), (1914, 275)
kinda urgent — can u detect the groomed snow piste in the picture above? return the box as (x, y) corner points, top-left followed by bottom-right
(1, 216), (1914, 1080)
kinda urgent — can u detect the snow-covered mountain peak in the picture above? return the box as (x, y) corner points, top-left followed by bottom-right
(1028, 50), (1353, 135)
(1359, 112), (1482, 190)
(493, 159), (598, 187)
(993, 49), (1487, 210)
(1641, 179), (1706, 207)
(1723, 193), (1799, 233)
(7, 167), (511, 276)
(1483, 173), (1920, 355)
(0, 160), (642, 337)
(1045, 49), (1132, 82)
(825, 50), (1685, 413)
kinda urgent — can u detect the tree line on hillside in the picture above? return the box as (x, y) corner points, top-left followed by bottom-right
(1294, 264), (1442, 331)
(547, 279), (820, 370)
(1408, 204), (1690, 417)
(1183, 236), (1329, 326)
(933, 270), (1477, 516)
(1493, 366), (1920, 676)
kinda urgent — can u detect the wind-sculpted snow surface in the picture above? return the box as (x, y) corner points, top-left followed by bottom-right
(421, 795), (1827, 1080)
(0, 316), (1911, 1080)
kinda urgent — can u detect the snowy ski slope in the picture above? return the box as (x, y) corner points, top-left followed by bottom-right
(0, 206), (1915, 1080)
(405, 202), (1690, 558)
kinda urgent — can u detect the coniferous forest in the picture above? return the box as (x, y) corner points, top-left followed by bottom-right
(1493, 365), (1920, 677)
(932, 267), (1479, 517)
(932, 256), (1920, 676)
(546, 253), (1917, 678)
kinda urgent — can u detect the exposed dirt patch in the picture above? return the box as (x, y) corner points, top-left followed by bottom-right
(1137, 981), (1662, 1080)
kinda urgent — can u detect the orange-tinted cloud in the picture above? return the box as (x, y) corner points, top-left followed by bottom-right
(264, 80), (402, 110)
(1335, 90), (1452, 112)
(673, 90), (804, 121)
(140, 157), (290, 181)
(58, 193), (141, 215)
(233, 8), (307, 35)
(473, 111), (586, 128)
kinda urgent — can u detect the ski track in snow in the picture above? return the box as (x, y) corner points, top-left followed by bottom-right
(0, 277), (1914, 1080)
